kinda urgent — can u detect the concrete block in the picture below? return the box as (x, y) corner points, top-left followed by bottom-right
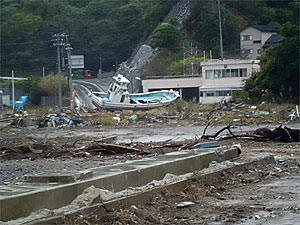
(25, 170), (93, 183)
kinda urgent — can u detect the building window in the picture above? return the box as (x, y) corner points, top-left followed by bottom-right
(205, 68), (248, 79)
(225, 69), (231, 78)
(253, 40), (261, 44)
(231, 69), (239, 77)
(214, 70), (221, 78)
(203, 90), (233, 97)
(239, 68), (247, 77)
(206, 70), (214, 79)
(257, 49), (262, 54)
(217, 90), (232, 97)
(206, 92), (215, 97)
(242, 35), (252, 41)
(244, 49), (253, 54)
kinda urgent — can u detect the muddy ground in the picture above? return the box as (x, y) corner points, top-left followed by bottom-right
(1, 124), (299, 186)
(1, 105), (300, 224)
(67, 160), (300, 225)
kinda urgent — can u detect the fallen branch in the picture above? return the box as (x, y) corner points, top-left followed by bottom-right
(85, 143), (143, 154)
(201, 122), (236, 140)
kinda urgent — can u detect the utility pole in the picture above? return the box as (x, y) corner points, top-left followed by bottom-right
(12, 70), (15, 110)
(66, 44), (74, 109)
(42, 66), (45, 77)
(218, 0), (224, 60)
(52, 33), (67, 110)
(61, 46), (65, 71)
(98, 55), (102, 80)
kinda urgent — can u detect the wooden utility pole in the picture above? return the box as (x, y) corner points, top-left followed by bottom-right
(12, 70), (15, 110)
(66, 44), (74, 109)
(53, 34), (62, 109)
(218, 0), (224, 60)
(52, 34), (67, 110)
(98, 55), (102, 80)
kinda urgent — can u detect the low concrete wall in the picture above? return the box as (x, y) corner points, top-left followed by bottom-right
(0, 148), (239, 222)
(27, 154), (274, 225)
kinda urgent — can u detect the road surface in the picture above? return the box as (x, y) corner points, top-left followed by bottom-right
(72, 77), (112, 109)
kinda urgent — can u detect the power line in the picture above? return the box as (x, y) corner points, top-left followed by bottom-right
(0, 40), (52, 46)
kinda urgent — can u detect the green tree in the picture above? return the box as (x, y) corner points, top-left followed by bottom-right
(244, 22), (299, 102)
(38, 74), (68, 97)
(151, 24), (180, 49)
(169, 56), (203, 75)
(141, 0), (176, 35)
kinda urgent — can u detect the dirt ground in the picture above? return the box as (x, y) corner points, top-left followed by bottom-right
(67, 160), (300, 225)
(1, 124), (299, 185)
(1, 111), (300, 224)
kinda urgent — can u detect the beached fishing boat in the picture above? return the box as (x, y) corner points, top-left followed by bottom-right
(88, 74), (180, 110)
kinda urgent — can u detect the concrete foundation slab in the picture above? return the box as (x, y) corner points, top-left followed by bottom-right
(0, 147), (240, 222)
(12, 154), (274, 225)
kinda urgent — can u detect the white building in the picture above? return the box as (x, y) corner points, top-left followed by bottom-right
(199, 59), (259, 104)
(142, 59), (260, 104)
(240, 25), (278, 59)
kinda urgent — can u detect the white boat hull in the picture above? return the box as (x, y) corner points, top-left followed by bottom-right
(90, 93), (177, 110)
(88, 74), (180, 110)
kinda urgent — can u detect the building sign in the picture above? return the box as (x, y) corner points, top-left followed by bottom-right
(71, 55), (84, 69)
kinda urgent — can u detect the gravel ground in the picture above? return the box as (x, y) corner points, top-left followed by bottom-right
(63, 157), (300, 225)
(1, 124), (299, 185)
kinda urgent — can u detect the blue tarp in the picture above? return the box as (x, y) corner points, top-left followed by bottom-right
(15, 96), (29, 110)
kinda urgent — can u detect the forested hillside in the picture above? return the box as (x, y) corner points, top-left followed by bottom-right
(0, 0), (176, 76)
(184, 0), (299, 56)
(1, 0), (299, 79)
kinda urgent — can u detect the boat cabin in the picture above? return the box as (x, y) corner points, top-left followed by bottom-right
(108, 74), (131, 103)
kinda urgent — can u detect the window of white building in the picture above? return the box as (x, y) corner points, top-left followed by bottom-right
(239, 68), (247, 77)
(202, 90), (232, 97)
(242, 35), (253, 41)
(231, 69), (239, 77)
(205, 68), (248, 79)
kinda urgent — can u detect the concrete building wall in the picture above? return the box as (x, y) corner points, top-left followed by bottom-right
(240, 27), (277, 59)
(141, 59), (260, 104)
(142, 77), (202, 92)
(240, 27), (262, 59)
(199, 59), (259, 104)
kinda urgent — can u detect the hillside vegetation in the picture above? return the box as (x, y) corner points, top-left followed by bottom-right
(1, 0), (176, 76)
(1, 0), (299, 102)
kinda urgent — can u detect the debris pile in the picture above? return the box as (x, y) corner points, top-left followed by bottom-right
(202, 123), (300, 143)
(63, 157), (300, 225)
(0, 135), (202, 160)
(0, 111), (35, 127)
(37, 113), (84, 128)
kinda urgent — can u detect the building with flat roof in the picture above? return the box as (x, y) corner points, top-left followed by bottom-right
(199, 59), (259, 104)
(142, 59), (260, 104)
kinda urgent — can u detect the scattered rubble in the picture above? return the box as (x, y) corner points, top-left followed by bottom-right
(1, 103), (299, 128)
(37, 113), (84, 128)
(202, 123), (300, 143)
(1, 102), (300, 224)
(58, 157), (300, 225)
